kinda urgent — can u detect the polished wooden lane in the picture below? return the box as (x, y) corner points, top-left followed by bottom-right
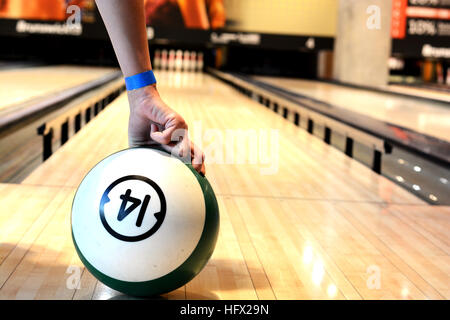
(1, 71), (448, 300)
(222, 197), (449, 299)
(388, 84), (450, 104)
(23, 72), (423, 204)
(253, 76), (450, 142)
(0, 65), (117, 113)
(0, 184), (257, 300)
(0, 183), (447, 299)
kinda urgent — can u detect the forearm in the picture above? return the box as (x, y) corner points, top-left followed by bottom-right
(95, 0), (151, 77)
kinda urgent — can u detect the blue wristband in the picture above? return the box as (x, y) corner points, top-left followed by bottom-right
(125, 70), (157, 91)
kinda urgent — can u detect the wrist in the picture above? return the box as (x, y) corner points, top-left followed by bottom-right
(139, 83), (158, 96)
(127, 83), (159, 109)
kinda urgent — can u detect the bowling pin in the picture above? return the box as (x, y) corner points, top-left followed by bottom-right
(153, 49), (161, 70)
(190, 51), (197, 72)
(197, 52), (204, 72)
(168, 50), (176, 71)
(175, 50), (183, 71)
(183, 50), (190, 72)
(161, 49), (168, 70)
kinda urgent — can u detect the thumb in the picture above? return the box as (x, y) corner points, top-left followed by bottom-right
(150, 125), (178, 145)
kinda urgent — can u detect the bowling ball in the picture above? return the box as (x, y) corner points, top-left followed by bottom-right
(71, 147), (219, 297)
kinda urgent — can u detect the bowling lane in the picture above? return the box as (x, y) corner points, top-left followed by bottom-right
(252, 76), (450, 142)
(0, 183), (258, 300)
(0, 187), (448, 299)
(4, 71), (448, 300)
(388, 84), (450, 104)
(0, 65), (117, 113)
(23, 71), (422, 204)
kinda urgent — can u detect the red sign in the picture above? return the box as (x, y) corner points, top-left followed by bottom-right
(392, 0), (450, 39)
(392, 0), (408, 39)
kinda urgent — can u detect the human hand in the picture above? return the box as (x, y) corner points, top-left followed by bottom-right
(127, 84), (205, 175)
